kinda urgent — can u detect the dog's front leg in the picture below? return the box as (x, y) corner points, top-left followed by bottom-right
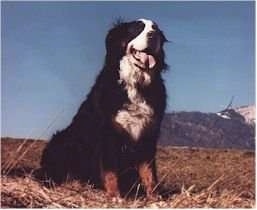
(138, 161), (157, 198)
(102, 170), (120, 197)
(100, 144), (120, 197)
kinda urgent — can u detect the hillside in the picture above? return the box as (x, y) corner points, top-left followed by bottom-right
(159, 106), (255, 150)
(1, 138), (255, 208)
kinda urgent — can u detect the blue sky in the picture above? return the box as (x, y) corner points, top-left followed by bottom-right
(2, 1), (255, 139)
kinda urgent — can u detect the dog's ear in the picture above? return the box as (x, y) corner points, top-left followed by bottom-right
(105, 22), (129, 60)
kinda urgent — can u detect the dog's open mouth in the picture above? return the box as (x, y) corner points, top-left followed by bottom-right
(130, 47), (156, 70)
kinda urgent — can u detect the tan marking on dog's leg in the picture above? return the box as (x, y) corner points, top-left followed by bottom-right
(138, 162), (156, 198)
(103, 171), (120, 197)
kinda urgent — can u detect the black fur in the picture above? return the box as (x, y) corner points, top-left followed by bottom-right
(41, 19), (167, 196)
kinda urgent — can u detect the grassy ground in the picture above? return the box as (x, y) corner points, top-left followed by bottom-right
(1, 138), (255, 208)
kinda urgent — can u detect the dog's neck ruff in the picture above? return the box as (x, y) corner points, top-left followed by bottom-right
(119, 55), (151, 92)
(115, 55), (154, 141)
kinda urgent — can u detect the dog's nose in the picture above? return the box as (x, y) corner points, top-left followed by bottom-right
(147, 31), (159, 40)
(146, 30), (161, 54)
(147, 31), (156, 39)
(147, 31), (154, 38)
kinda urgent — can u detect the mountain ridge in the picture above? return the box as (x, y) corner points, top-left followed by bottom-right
(158, 105), (255, 150)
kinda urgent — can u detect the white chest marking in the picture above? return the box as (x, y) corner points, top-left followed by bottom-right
(115, 55), (154, 141)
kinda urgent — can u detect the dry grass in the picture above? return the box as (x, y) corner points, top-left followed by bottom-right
(1, 138), (255, 208)
(1, 175), (254, 208)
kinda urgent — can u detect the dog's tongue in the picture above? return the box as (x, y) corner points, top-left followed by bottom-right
(134, 51), (156, 69)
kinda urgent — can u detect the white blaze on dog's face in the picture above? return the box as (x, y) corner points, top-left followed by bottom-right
(126, 19), (162, 70)
(127, 19), (161, 53)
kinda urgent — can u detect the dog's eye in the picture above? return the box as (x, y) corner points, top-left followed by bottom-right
(128, 21), (145, 36)
(152, 23), (158, 31)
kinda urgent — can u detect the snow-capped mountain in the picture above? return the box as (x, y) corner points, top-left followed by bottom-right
(235, 105), (255, 125)
(216, 105), (255, 125)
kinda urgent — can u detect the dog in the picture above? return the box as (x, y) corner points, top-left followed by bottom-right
(41, 18), (168, 198)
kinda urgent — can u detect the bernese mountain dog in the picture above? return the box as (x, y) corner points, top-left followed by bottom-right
(41, 18), (168, 198)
